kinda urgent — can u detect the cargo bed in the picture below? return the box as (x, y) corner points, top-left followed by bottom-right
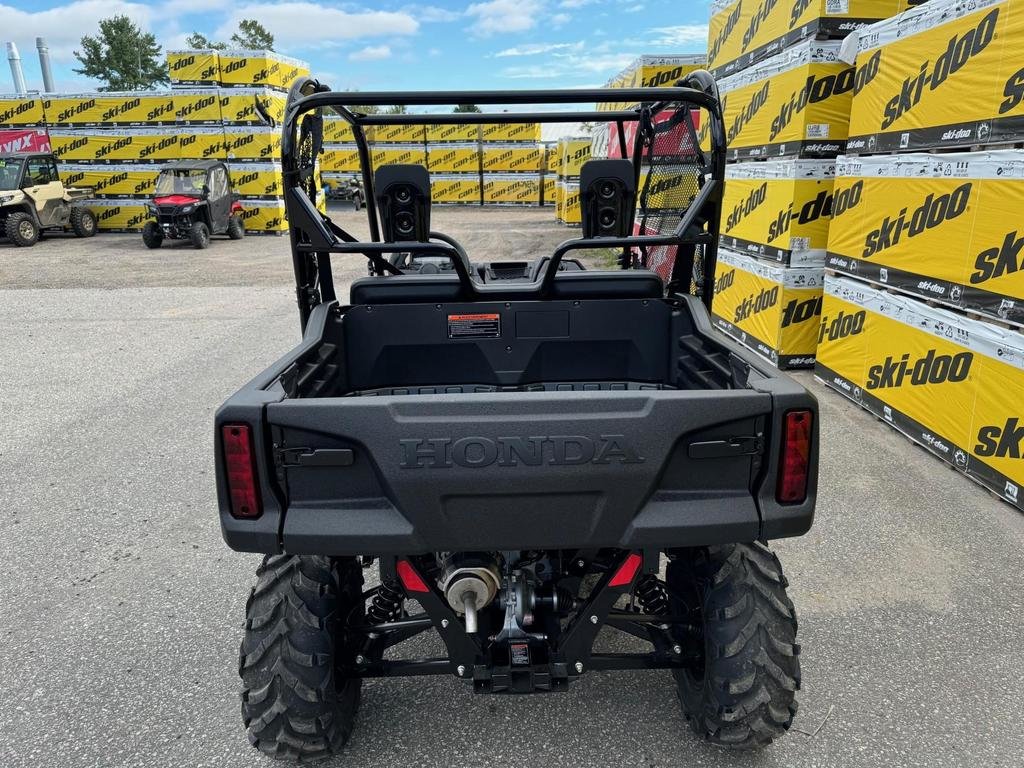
(217, 292), (816, 555)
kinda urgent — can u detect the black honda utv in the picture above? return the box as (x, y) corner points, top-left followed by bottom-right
(142, 160), (244, 249)
(215, 76), (817, 762)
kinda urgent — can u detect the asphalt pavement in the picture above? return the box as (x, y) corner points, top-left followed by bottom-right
(2, 231), (1023, 768)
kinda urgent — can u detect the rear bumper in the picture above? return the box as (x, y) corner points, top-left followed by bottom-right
(217, 386), (817, 555)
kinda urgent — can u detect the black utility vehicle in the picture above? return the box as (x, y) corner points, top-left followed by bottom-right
(142, 160), (244, 249)
(215, 76), (818, 763)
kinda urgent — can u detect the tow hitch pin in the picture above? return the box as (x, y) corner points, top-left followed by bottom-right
(461, 590), (478, 634)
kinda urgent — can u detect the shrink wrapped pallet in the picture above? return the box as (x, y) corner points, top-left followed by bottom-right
(560, 138), (592, 178)
(559, 181), (581, 225)
(218, 50), (309, 91)
(84, 199), (150, 231)
(426, 123), (480, 143)
(0, 94), (46, 126)
(481, 123), (541, 143)
(711, 39), (853, 159)
(50, 128), (179, 164)
(322, 117), (356, 144)
(707, 0), (898, 78)
(60, 164), (160, 198)
(826, 151), (1024, 325)
(167, 49), (221, 86)
(431, 173), (482, 205)
(320, 144), (362, 173)
(172, 89), (223, 125)
(711, 248), (824, 368)
(371, 144), (428, 168)
(816, 274), (1024, 511)
(223, 126), (280, 162)
(372, 124), (427, 144)
(721, 159), (834, 265)
(178, 127), (227, 161)
(227, 162), (285, 198)
(481, 144), (543, 173)
(426, 143), (481, 174)
(217, 88), (287, 126)
(237, 198), (288, 232)
(482, 173), (542, 204)
(599, 55), (706, 111)
(846, 0), (1024, 153)
(44, 92), (176, 126)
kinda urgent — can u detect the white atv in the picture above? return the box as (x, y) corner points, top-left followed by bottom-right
(0, 153), (96, 247)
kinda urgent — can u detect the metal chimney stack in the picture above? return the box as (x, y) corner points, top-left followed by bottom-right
(6, 42), (27, 94)
(36, 37), (55, 92)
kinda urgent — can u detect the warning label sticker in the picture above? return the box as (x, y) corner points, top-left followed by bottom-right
(448, 313), (501, 338)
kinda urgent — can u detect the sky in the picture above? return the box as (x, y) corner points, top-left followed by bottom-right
(0, 0), (710, 95)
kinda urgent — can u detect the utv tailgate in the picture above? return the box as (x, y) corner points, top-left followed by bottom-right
(264, 388), (775, 554)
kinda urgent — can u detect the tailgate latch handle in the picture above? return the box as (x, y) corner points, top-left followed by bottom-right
(278, 447), (355, 467)
(687, 435), (763, 459)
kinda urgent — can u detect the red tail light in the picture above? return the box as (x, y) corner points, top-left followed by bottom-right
(222, 424), (262, 519)
(396, 560), (430, 593)
(777, 410), (812, 504)
(608, 552), (642, 587)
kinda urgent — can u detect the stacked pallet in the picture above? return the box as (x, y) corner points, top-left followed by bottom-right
(702, 1), (905, 370)
(320, 117), (547, 207)
(706, 0), (909, 79)
(553, 137), (591, 225)
(598, 55), (707, 111)
(425, 124), (483, 205)
(817, 0), (1024, 512)
(0, 50), (310, 233)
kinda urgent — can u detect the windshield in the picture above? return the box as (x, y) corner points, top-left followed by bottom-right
(155, 169), (207, 196)
(0, 158), (24, 191)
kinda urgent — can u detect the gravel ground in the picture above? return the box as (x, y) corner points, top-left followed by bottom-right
(0, 206), (581, 289)
(2, 208), (1023, 768)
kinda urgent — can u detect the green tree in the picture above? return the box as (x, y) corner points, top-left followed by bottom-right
(73, 15), (168, 91)
(185, 20), (275, 51)
(453, 104), (482, 113)
(383, 105), (408, 114)
(230, 19), (275, 50)
(185, 32), (225, 50)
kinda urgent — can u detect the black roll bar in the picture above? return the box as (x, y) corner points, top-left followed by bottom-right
(280, 77), (727, 330)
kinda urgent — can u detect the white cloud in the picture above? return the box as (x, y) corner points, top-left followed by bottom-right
(494, 41), (583, 57)
(550, 12), (571, 27)
(647, 24), (709, 46)
(0, 1), (156, 63)
(624, 3), (645, 12)
(559, 0), (599, 7)
(501, 51), (637, 79)
(215, 3), (418, 50)
(348, 44), (391, 62)
(465, 0), (543, 37)
(414, 5), (462, 22)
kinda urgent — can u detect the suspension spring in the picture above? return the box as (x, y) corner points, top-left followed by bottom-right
(367, 579), (404, 624)
(635, 573), (670, 616)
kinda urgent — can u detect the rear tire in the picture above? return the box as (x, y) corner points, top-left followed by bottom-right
(70, 207), (97, 238)
(227, 214), (245, 240)
(5, 212), (39, 247)
(240, 555), (363, 763)
(189, 221), (210, 249)
(666, 542), (800, 749)
(141, 222), (163, 249)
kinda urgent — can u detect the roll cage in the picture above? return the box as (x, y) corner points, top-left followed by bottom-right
(280, 76), (727, 331)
